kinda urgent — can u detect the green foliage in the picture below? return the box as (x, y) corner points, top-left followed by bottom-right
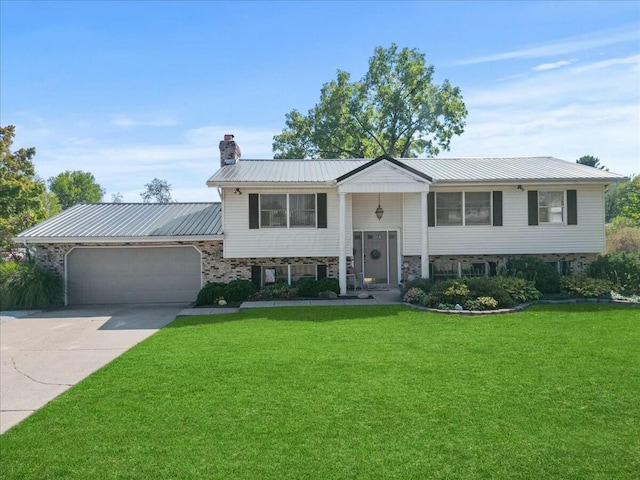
(140, 178), (174, 203)
(560, 276), (612, 298)
(223, 279), (256, 303)
(196, 282), (227, 306)
(606, 175), (639, 222)
(494, 276), (542, 303)
(273, 44), (467, 159)
(402, 287), (427, 304)
(505, 256), (560, 294)
(317, 277), (339, 295)
(296, 278), (320, 298)
(0, 261), (63, 309)
(0, 125), (48, 249)
(576, 155), (607, 170)
(423, 280), (470, 307)
(589, 252), (640, 296)
(463, 277), (515, 308)
(249, 283), (298, 301)
(401, 277), (433, 295)
(464, 296), (499, 311)
(48, 170), (105, 209)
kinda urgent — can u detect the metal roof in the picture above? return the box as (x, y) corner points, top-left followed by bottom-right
(15, 203), (222, 242)
(207, 157), (626, 185)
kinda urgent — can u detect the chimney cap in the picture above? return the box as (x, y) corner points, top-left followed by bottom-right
(224, 134), (235, 140)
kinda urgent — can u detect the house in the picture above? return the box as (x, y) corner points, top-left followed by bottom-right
(14, 136), (626, 304)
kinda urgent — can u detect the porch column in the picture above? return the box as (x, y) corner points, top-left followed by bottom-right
(421, 190), (430, 278)
(338, 192), (347, 295)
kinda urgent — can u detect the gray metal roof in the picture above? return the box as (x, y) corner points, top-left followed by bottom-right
(207, 157), (626, 185)
(15, 203), (222, 242)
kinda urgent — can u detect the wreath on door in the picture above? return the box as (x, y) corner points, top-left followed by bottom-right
(370, 249), (381, 260)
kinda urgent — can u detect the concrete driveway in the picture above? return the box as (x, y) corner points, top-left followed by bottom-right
(0, 304), (184, 434)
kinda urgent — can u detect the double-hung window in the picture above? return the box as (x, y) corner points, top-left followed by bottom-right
(260, 193), (316, 228)
(436, 192), (491, 226)
(538, 191), (564, 224)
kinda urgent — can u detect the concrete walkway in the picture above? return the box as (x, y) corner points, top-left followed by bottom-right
(178, 289), (403, 316)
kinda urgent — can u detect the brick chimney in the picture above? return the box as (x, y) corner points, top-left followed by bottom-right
(219, 134), (241, 167)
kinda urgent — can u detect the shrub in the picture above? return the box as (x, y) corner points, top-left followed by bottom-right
(224, 279), (256, 303)
(196, 282), (227, 306)
(464, 296), (499, 311)
(296, 278), (320, 298)
(463, 277), (514, 308)
(402, 278), (433, 295)
(423, 280), (471, 308)
(316, 277), (339, 295)
(402, 287), (427, 304)
(494, 276), (542, 303)
(560, 276), (612, 298)
(589, 252), (640, 296)
(0, 261), (63, 309)
(606, 227), (640, 253)
(505, 257), (560, 294)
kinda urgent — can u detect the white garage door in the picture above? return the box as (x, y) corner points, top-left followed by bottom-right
(67, 246), (202, 305)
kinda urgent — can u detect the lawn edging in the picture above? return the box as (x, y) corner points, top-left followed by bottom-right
(405, 297), (640, 315)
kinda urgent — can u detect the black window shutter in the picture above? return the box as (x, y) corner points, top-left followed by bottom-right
(317, 193), (327, 228)
(492, 191), (503, 226)
(251, 266), (262, 289)
(249, 194), (259, 229)
(317, 265), (327, 279)
(567, 190), (577, 225)
(528, 191), (539, 226)
(428, 192), (435, 227)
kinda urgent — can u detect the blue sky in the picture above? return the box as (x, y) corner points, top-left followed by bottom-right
(2, 0), (639, 203)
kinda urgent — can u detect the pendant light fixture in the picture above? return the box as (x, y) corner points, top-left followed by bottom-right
(375, 193), (384, 220)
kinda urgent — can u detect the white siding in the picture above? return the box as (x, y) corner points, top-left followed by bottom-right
(223, 188), (341, 258)
(404, 184), (606, 255)
(352, 193), (403, 230)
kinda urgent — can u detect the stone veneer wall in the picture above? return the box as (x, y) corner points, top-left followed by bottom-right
(402, 253), (599, 280)
(33, 241), (338, 285)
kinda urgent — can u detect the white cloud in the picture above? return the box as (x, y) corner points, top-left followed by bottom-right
(454, 26), (639, 66)
(532, 59), (575, 71)
(446, 55), (640, 176)
(111, 115), (178, 128)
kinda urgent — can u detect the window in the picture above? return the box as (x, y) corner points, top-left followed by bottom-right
(465, 192), (491, 225)
(436, 193), (462, 226)
(291, 265), (317, 284)
(259, 194), (316, 228)
(289, 194), (316, 227)
(461, 262), (488, 277)
(539, 191), (564, 224)
(263, 265), (288, 285)
(436, 192), (491, 226)
(260, 194), (287, 227)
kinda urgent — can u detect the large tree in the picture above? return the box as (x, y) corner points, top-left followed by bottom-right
(273, 44), (467, 159)
(0, 125), (48, 248)
(48, 170), (105, 209)
(606, 175), (639, 222)
(576, 155), (608, 170)
(140, 178), (174, 203)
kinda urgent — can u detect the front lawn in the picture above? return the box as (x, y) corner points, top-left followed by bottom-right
(1, 305), (638, 479)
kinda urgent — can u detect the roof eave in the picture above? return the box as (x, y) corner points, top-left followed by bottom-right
(14, 235), (224, 245)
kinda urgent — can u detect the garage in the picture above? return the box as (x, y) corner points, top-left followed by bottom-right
(67, 246), (202, 305)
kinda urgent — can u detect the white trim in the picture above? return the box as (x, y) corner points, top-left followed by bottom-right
(63, 245), (203, 306)
(339, 193), (347, 295)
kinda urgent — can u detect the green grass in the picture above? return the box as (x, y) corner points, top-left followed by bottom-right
(1, 305), (639, 479)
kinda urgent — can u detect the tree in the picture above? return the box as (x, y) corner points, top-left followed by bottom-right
(576, 155), (608, 170)
(111, 192), (123, 203)
(48, 170), (105, 209)
(273, 44), (467, 159)
(0, 125), (48, 248)
(140, 178), (174, 203)
(606, 175), (639, 222)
